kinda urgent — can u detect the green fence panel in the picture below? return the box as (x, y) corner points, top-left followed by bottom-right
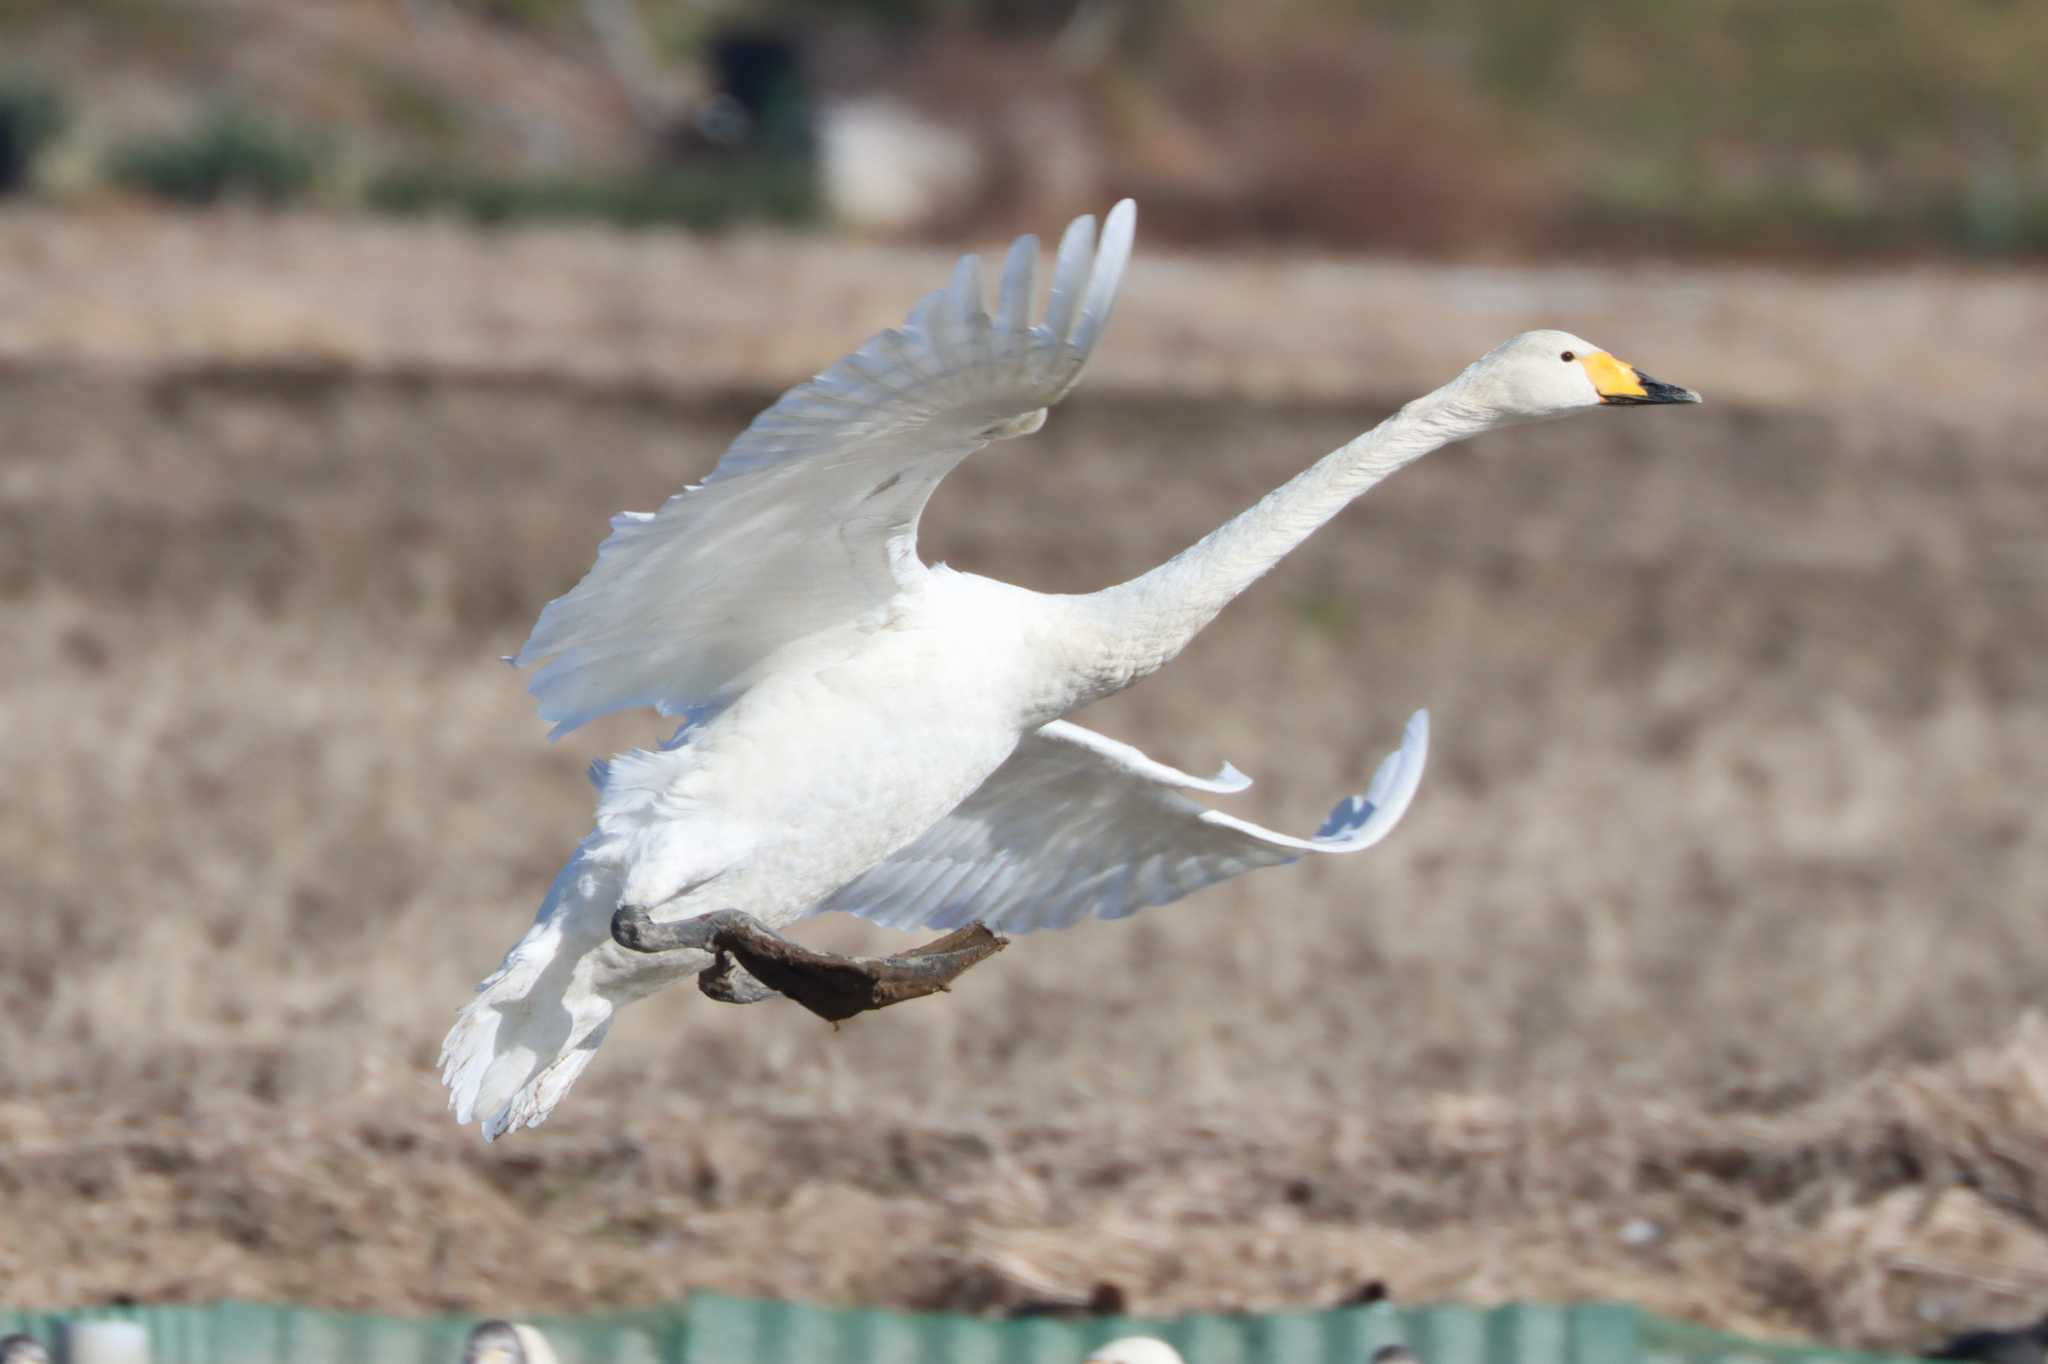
(0, 1300), (686, 1364)
(680, 1298), (1923, 1364)
(0, 1295), (1932, 1364)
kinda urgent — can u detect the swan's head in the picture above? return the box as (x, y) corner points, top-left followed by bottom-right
(1457, 329), (1699, 423)
(0, 1335), (50, 1364)
(1086, 1338), (1187, 1364)
(463, 1320), (531, 1364)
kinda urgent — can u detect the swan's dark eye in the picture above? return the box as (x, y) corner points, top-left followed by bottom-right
(1560, 350), (1576, 362)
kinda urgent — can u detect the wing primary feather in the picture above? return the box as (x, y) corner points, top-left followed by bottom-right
(1357, 708), (1429, 837)
(946, 253), (987, 337)
(1070, 199), (1136, 354)
(1312, 709), (1430, 849)
(1363, 750), (1403, 806)
(1044, 212), (1098, 343)
(995, 233), (1037, 334)
(906, 284), (951, 340)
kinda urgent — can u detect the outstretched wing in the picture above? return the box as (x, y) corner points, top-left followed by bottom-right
(815, 710), (1429, 935)
(517, 201), (1138, 737)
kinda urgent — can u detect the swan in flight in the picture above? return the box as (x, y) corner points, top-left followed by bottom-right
(441, 199), (1699, 1140)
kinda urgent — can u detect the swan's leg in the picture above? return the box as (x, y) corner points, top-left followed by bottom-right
(610, 906), (1007, 1023)
(600, 907), (776, 1004)
(610, 904), (731, 954)
(697, 951), (777, 1005)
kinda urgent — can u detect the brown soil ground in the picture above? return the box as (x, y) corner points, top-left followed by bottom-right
(3, 209), (2048, 1350)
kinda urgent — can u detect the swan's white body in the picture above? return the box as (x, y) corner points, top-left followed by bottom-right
(441, 200), (1697, 1140)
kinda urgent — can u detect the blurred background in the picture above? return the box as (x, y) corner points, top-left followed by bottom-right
(4, 0), (2048, 1353)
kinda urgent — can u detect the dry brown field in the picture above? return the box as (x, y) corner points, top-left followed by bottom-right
(4, 209), (2048, 1348)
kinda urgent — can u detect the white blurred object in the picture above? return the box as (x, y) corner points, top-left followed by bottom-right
(817, 95), (983, 233)
(58, 1322), (149, 1364)
(462, 1321), (560, 1364)
(1087, 1339), (1187, 1364)
(0, 1333), (51, 1364)
(1619, 1216), (1663, 1247)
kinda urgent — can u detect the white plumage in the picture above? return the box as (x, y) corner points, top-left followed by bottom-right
(461, 1321), (557, 1364)
(0, 1334), (51, 1364)
(1087, 1339), (1188, 1364)
(442, 199), (1698, 1140)
(819, 710), (1428, 935)
(516, 207), (1130, 737)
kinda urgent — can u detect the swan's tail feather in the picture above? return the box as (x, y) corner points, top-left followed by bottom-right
(441, 893), (618, 1142)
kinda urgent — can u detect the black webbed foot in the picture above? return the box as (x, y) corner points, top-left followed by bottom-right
(610, 907), (1006, 1023)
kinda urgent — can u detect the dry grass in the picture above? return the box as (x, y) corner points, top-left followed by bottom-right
(3, 212), (2048, 1346)
(7, 207), (2048, 426)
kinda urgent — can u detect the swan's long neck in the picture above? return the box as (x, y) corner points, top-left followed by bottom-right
(1060, 380), (1496, 703)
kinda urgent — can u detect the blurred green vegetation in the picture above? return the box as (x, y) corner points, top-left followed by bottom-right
(3, 0), (2048, 254)
(1375, 0), (2048, 253)
(389, 0), (2048, 253)
(0, 75), (64, 195)
(360, 63), (465, 155)
(105, 110), (322, 206)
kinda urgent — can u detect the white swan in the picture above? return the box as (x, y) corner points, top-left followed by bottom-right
(1087, 1339), (1187, 1364)
(0, 1335), (50, 1364)
(37, 1324), (146, 1364)
(441, 200), (1699, 1139)
(461, 1321), (558, 1364)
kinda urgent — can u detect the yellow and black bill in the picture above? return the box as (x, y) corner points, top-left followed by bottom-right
(1579, 351), (1702, 405)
